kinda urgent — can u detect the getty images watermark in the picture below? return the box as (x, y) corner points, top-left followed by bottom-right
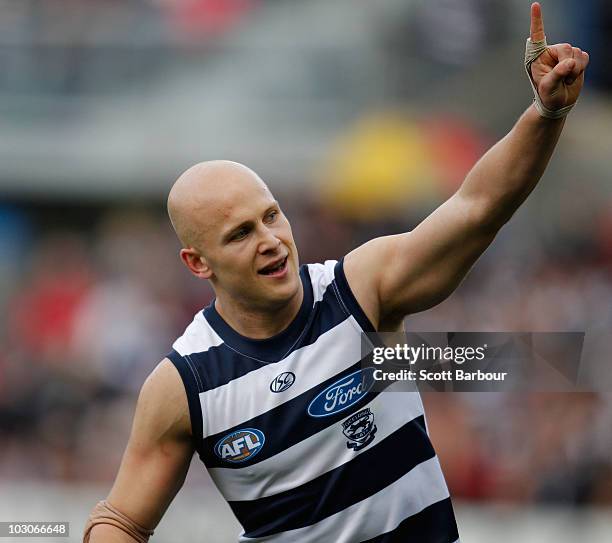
(371, 342), (505, 383)
(360, 332), (587, 392)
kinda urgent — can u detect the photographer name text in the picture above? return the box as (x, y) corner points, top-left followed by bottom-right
(372, 368), (508, 382)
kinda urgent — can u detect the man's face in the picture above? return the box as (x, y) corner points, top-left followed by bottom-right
(197, 181), (301, 310)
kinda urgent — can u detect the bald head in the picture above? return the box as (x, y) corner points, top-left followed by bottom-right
(167, 160), (270, 249)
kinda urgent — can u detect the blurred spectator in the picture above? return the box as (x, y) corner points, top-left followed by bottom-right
(70, 211), (184, 393)
(7, 233), (93, 365)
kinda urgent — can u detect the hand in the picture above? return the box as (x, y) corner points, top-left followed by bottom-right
(528, 2), (589, 111)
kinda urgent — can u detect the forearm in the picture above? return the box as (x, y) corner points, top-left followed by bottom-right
(459, 103), (565, 230)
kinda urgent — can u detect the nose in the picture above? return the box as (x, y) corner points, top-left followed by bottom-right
(258, 225), (281, 254)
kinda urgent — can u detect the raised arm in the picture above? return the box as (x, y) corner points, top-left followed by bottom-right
(85, 359), (194, 542)
(345, 3), (589, 330)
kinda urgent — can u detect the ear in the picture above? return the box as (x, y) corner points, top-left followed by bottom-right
(180, 247), (213, 279)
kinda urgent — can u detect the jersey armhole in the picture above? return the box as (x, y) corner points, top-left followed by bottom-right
(167, 349), (205, 454)
(333, 258), (376, 333)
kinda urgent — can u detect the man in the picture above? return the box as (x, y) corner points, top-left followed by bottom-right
(84, 4), (588, 542)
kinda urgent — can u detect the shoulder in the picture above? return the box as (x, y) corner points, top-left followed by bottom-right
(343, 236), (403, 331)
(135, 358), (192, 442)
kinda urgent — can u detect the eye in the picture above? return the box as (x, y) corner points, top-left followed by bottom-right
(231, 227), (250, 241)
(265, 210), (278, 223)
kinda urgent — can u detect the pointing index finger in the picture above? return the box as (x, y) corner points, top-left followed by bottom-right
(530, 2), (545, 41)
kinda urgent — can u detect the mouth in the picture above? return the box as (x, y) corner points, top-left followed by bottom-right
(258, 256), (289, 277)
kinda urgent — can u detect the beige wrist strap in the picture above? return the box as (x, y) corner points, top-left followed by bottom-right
(83, 500), (154, 543)
(525, 36), (575, 119)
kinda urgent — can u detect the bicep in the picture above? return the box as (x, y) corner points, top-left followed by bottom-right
(105, 359), (195, 530)
(346, 192), (498, 322)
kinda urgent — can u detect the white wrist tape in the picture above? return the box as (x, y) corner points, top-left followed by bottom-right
(524, 36), (575, 119)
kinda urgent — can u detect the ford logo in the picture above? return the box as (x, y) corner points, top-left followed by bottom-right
(307, 368), (375, 418)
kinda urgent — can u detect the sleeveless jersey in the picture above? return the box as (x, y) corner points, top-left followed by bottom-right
(168, 259), (459, 542)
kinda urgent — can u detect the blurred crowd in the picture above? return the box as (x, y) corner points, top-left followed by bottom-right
(0, 191), (611, 506)
(0, 0), (259, 95)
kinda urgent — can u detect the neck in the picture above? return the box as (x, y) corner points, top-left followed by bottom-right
(214, 284), (304, 339)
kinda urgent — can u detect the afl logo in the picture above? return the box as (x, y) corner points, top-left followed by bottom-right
(270, 372), (295, 393)
(214, 429), (265, 463)
(307, 368), (376, 418)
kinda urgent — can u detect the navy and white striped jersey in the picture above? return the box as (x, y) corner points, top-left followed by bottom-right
(168, 259), (459, 542)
